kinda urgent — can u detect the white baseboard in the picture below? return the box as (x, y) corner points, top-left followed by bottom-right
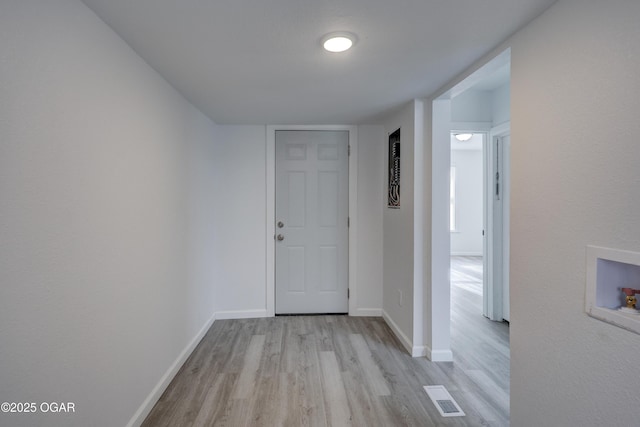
(216, 308), (381, 318)
(450, 252), (483, 257)
(380, 312), (454, 361)
(412, 345), (430, 358)
(126, 312), (216, 427)
(350, 308), (382, 317)
(411, 345), (454, 361)
(382, 310), (413, 355)
(214, 309), (269, 320)
(427, 348), (454, 362)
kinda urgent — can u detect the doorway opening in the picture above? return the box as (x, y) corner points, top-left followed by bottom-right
(432, 47), (511, 418)
(431, 48), (510, 394)
(450, 132), (485, 322)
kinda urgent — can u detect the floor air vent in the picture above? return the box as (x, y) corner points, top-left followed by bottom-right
(423, 385), (465, 417)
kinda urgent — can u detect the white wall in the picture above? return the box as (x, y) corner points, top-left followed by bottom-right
(381, 103), (416, 349)
(210, 126), (268, 318)
(450, 148), (483, 255)
(186, 108), (223, 335)
(355, 125), (385, 313)
(508, 1), (640, 425)
(426, 98), (453, 360)
(0, 1), (219, 426)
(451, 86), (510, 126)
(451, 90), (493, 123)
(377, 100), (447, 359)
(492, 82), (510, 126)
(210, 125), (384, 318)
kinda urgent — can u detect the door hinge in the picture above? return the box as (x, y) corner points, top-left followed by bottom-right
(347, 217), (350, 227)
(348, 288), (350, 299)
(348, 145), (351, 156)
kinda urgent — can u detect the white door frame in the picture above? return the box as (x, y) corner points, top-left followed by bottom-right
(484, 122), (510, 321)
(448, 123), (509, 321)
(431, 49), (511, 360)
(266, 125), (358, 316)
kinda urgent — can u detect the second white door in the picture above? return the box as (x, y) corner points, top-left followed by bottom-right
(275, 130), (349, 314)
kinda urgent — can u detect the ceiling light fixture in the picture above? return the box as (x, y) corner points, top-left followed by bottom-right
(454, 133), (473, 142)
(322, 32), (357, 53)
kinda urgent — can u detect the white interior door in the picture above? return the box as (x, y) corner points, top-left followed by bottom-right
(501, 135), (511, 322)
(483, 128), (510, 322)
(275, 130), (349, 314)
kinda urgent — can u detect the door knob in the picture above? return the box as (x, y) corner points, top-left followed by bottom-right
(277, 234), (285, 241)
(277, 221), (284, 228)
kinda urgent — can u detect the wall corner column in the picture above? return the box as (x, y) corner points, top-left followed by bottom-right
(427, 98), (453, 361)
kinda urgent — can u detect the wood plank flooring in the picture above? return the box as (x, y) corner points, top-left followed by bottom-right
(450, 256), (510, 425)
(142, 257), (509, 426)
(450, 256), (483, 296)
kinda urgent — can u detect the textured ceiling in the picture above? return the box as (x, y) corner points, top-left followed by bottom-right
(81, 0), (555, 124)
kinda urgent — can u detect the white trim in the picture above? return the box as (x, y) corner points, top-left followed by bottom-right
(491, 121), (510, 136)
(348, 127), (359, 316)
(450, 121), (492, 133)
(411, 345), (429, 357)
(413, 99), (426, 355)
(412, 346), (429, 358)
(411, 346), (453, 362)
(411, 345), (453, 361)
(215, 309), (269, 320)
(266, 125), (358, 316)
(482, 135), (490, 318)
(126, 312), (216, 427)
(427, 348), (454, 362)
(484, 122), (510, 321)
(266, 127), (276, 317)
(382, 310), (413, 355)
(451, 252), (483, 257)
(351, 308), (382, 317)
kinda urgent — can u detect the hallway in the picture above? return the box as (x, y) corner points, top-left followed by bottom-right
(141, 257), (510, 426)
(450, 256), (510, 424)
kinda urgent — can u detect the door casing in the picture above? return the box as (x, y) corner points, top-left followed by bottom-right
(484, 122), (510, 321)
(266, 125), (358, 317)
(274, 130), (349, 313)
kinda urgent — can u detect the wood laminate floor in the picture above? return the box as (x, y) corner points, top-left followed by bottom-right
(142, 257), (509, 426)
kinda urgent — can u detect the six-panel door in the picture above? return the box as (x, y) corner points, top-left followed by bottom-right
(275, 130), (349, 314)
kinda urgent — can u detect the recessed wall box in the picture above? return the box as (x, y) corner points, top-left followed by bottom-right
(586, 246), (640, 334)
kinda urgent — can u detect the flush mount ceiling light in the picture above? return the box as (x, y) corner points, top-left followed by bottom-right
(454, 133), (473, 142)
(322, 32), (357, 53)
